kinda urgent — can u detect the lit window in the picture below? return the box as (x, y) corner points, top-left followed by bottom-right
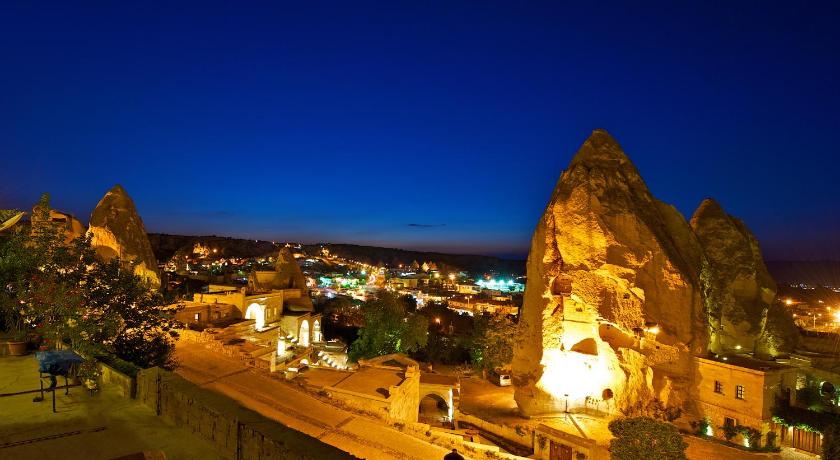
(714, 381), (723, 394)
(736, 385), (745, 400)
(194, 313), (200, 321)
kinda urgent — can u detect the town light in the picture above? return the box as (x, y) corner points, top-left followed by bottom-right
(785, 298), (793, 306)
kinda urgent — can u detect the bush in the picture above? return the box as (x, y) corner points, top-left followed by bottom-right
(737, 425), (762, 450)
(609, 416), (687, 460)
(720, 422), (739, 441)
(765, 431), (777, 449)
(689, 419), (712, 436)
(94, 352), (142, 377)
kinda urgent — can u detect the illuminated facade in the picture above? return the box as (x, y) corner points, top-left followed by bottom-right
(520, 282), (626, 414)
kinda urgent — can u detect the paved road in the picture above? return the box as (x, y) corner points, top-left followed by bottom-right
(175, 342), (467, 460)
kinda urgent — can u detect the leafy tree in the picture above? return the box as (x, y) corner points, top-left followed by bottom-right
(469, 313), (516, 373)
(0, 194), (180, 369)
(398, 294), (417, 312)
(608, 416), (687, 460)
(824, 424), (840, 460)
(349, 291), (428, 361)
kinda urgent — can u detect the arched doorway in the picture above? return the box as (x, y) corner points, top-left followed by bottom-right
(299, 319), (310, 347)
(418, 393), (450, 425)
(245, 303), (265, 330)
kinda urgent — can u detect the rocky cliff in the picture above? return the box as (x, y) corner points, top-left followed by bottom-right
(88, 185), (161, 288)
(512, 129), (706, 416)
(512, 129), (798, 417)
(690, 198), (798, 356)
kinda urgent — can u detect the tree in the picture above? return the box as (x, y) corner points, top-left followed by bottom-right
(349, 291), (428, 361)
(0, 193), (180, 369)
(824, 424), (840, 460)
(469, 313), (516, 373)
(608, 417), (688, 460)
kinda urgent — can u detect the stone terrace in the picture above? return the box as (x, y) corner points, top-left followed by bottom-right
(0, 355), (225, 460)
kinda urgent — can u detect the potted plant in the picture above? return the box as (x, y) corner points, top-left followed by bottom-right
(2, 303), (29, 356)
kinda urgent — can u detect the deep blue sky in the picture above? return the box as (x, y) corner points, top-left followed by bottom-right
(1, 1), (839, 260)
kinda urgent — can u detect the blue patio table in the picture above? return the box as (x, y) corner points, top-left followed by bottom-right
(34, 350), (85, 412)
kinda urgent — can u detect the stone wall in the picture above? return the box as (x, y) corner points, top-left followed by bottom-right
(394, 421), (530, 460)
(533, 423), (610, 460)
(98, 362), (136, 398)
(136, 367), (356, 460)
(456, 411), (533, 448)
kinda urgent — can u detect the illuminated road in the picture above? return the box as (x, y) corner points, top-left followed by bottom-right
(175, 342), (468, 460)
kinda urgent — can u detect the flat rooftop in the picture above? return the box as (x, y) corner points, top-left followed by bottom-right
(698, 354), (792, 372)
(330, 367), (406, 398)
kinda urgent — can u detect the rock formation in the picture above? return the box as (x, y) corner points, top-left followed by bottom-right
(274, 247), (309, 291)
(274, 247), (313, 311)
(88, 185), (161, 288)
(690, 198), (798, 356)
(512, 129), (798, 417)
(512, 129), (706, 416)
(248, 247), (313, 311)
(31, 204), (85, 244)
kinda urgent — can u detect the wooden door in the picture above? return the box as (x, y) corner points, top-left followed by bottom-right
(549, 441), (573, 460)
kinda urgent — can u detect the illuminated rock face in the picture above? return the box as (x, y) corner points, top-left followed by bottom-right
(690, 198), (798, 356)
(512, 129), (707, 416)
(31, 206), (85, 244)
(88, 185), (161, 288)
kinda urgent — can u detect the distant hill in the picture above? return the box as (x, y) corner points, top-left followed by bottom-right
(148, 233), (279, 262)
(766, 260), (840, 287)
(304, 243), (525, 276)
(147, 234), (525, 275)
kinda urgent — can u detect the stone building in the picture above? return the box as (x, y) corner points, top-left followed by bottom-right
(693, 356), (795, 441)
(181, 247), (321, 348)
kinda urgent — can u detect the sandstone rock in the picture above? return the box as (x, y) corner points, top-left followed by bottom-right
(248, 247), (313, 311)
(31, 205), (85, 244)
(512, 129), (706, 416)
(690, 198), (798, 356)
(274, 247), (309, 291)
(275, 247), (313, 311)
(88, 185), (161, 288)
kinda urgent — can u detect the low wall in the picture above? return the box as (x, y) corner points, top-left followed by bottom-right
(396, 422), (529, 460)
(137, 367), (355, 460)
(98, 362), (136, 398)
(457, 411), (533, 448)
(326, 386), (391, 420)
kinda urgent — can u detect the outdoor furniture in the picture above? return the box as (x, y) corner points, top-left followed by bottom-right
(34, 350), (84, 412)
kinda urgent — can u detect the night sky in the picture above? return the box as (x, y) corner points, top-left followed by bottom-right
(1, 1), (839, 260)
